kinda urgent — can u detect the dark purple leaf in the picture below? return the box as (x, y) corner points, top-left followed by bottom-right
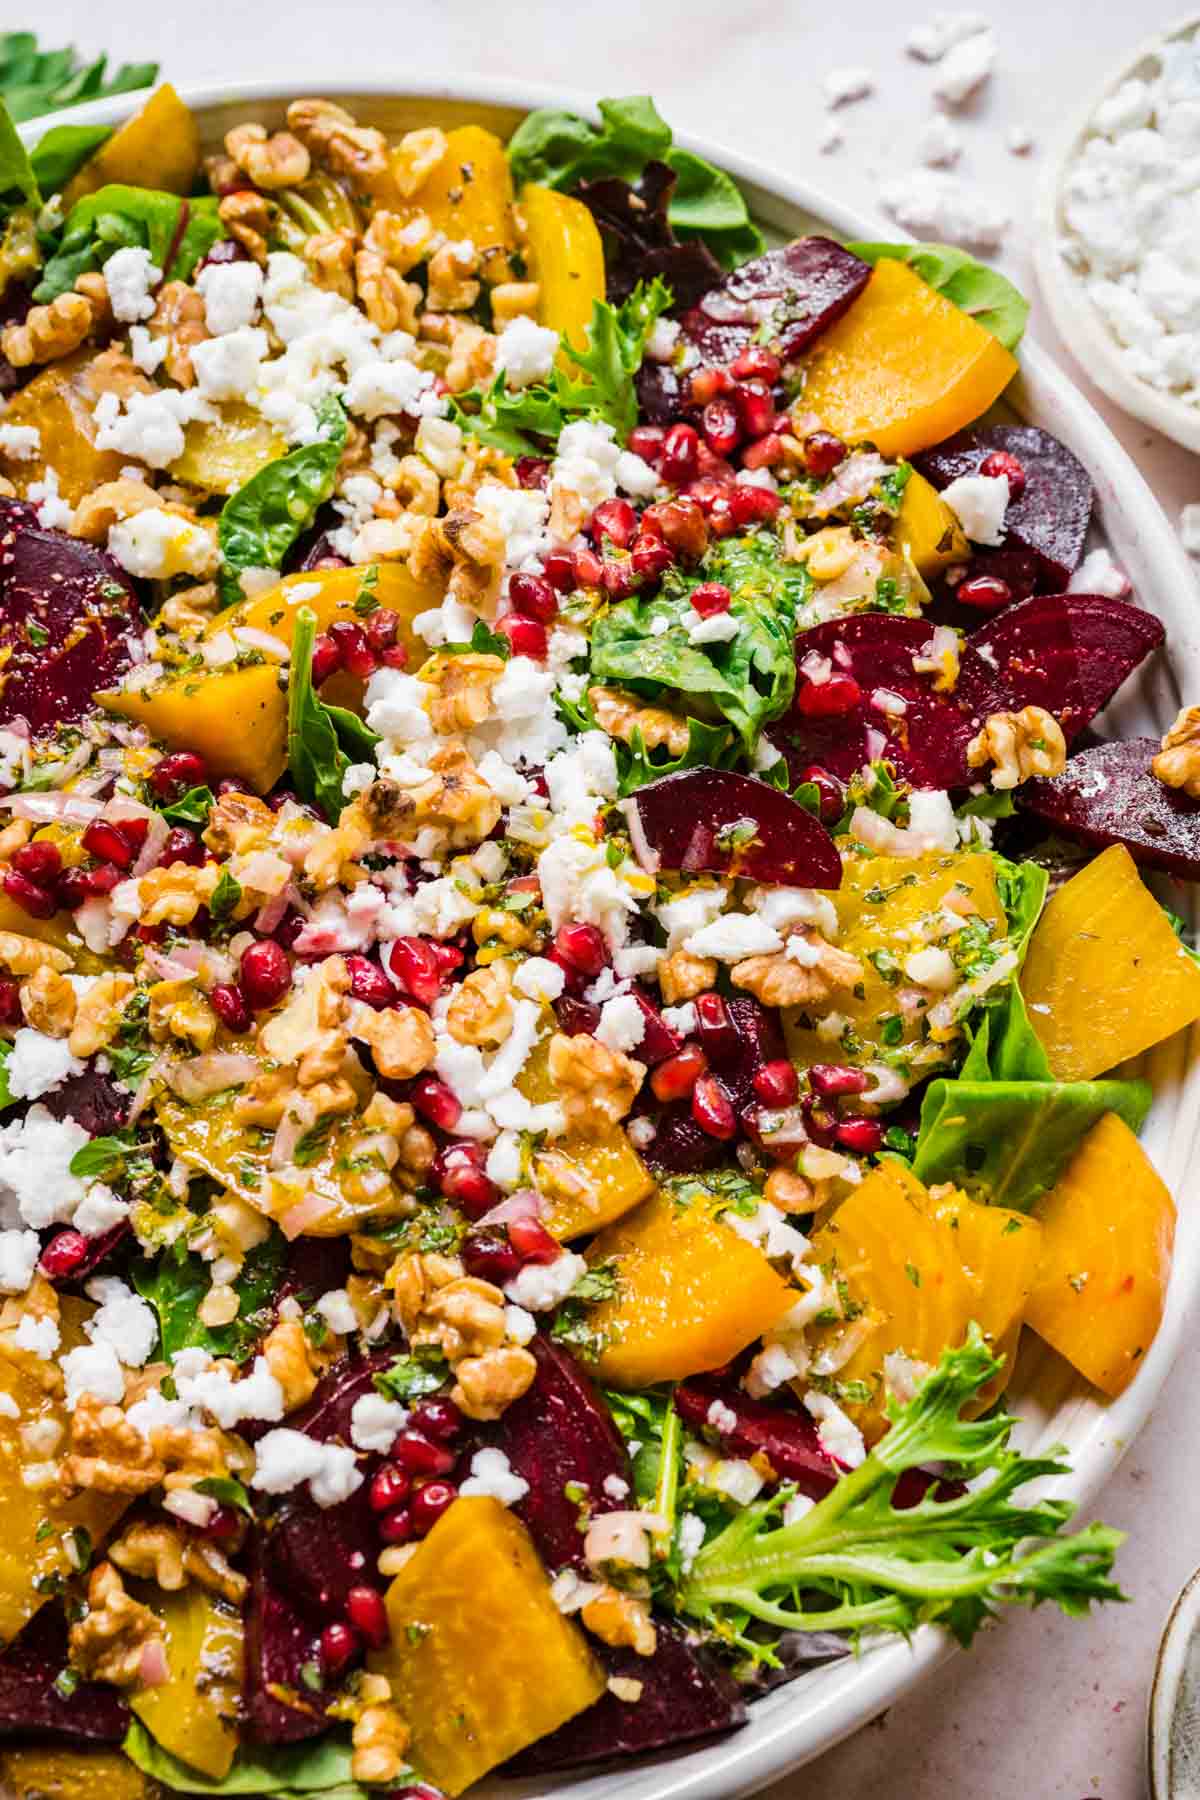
(743, 1629), (851, 1695)
(506, 1618), (745, 1774)
(0, 1603), (129, 1744)
(496, 1336), (631, 1571)
(575, 163), (723, 310)
(0, 500), (141, 733)
(680, 238), (871, 368)
(632, 769), (843, 888)
(914, 425), (1093, 591)
(242, 1535), (330, 1745)
(1020, 736), (1200, 879)
(674, 1378), (841, 1498)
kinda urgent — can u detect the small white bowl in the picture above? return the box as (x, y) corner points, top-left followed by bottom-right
(1148, 1564), (1200, 1797)
(1035, 12), (1200, 454)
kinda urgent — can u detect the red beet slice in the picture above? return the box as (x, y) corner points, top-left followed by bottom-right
(680, 238), (871, 368)
(494, 1336), (632, 1571)
(42, 1068), (130, 1137)
(242, 1534), (330, 1745)
(506, 1619), (745, 1774)
(1020, 736), (1200, 879)
(675, 1379), (841, 1499)
(0, 500), (141, 733)
(631, 769), (843, 888)
(0, 1603), (129, 1744)
(914, 425), (1093, 591)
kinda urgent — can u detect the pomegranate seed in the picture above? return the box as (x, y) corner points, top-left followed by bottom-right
(81, 819), (136, 870)
(496, 612), (548, 659)
(396, 1431), (455, 1477)
(239, 939), (292, 1010)
(728, 483), (782, 524)
(661, 423), (700, 486)
(543, 548), (577, 592)
(601, 558), (638, 599)
(3, 868), (55, 920)
(753, 1059), (800, 1106)
(690, 581), (732, 618)
(119, 817), (150, 853)
(692, 1073), (737, 1140)
(802, 1096), (838, 1147)
(835, 1116), (884, 1154)
(217, 778), (251, 798)
(689, 366), (735, 405)
(628, 425), (666, 464)
(956, 574), (1013, 612)
(707, 495), (737, 538)
(328, 620), (377, 679)
(381, 642), (409, 669)
(203, 1505), (242, 1542)
(796, 674), (862, 718)
(346, 1586), (389, 1649)
(462, 1228), (524, 1283)
(555, 994), (600, 1035)
(555, 922), (608, 976)
(573, 546), (605, 587)
(370, 1464), (412, 1513)
(734, 379), (776, 438)
(979, 449), (1027, 499)
(0, 977), (20, 1028)
(649, 497), (708, 560)
(311, 634), (342, 686)
(385, 937), (442, 1006)
(410, 1075), (462, 1133)
(11, 841), (61, 884)
(411, 1397), (462, 1441)
(148, 750), (208, 800)
(630, 533), (674, 581)
(320, 1622), (360, 1674)
(274, 908), (306, 950)
(410, 1480), (457, 1536)
(431, 942), (464, 977)
(741, 434), (786, 471)
(732, 346), (781, 383)
(210, 982), (252, 1033)
(695, 991), (738, 1064)
(650, 1042), (708, 1102)
(591, 498), (638, 549)
(702, 397), (741, 457)
(39, 1229), (89, 1279)
(55, 865), (119, 907)
(809, 1063), (871, 1099)
(435, 1147), (497, 1218)
(515, 455), (550, 489)
(508, 1215), (562, 1264)
(803, 430), (848, 477)
(159, 824), (203, 869)
(364, 608), (400, 654)
(795, 764), (846, 825)
(344, 953), (398, 1009)
(508, 572), (558, 623)
(378, 1506), (414, 1545)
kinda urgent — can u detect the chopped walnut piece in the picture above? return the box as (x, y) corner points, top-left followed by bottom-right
(350, 1001), (436, 1080)
(383, 453), (440, 515)
(732, 929), (865, 1010)
(351, 1694), (412, 1786)
(490, 280), (540, 327)
(451, 1345), (538, 1422)
(966, 705), (1067, 791)
(149, 280), (209, 386)
(60, 1396), (163, 1496)
(262, 1317), (322, 1411)
(445, 959), (513, 1047)
(1153, 704), (1200, 797)
(137, 860), (222, 927)
(148, 978), (218, 1052)
(71, 477), (164, 544)
(218, 190), (277, 264)
(160, 581), (220, 636)
(354, 250), (421, 333)
(426, 239), (481, 312)
(423, 314), (495, 395)
(0, 930), (71, 978)
(421, 650), (505, 734)
(364, 206), (437, 273)
(581, 1585), (658, 1658)
(2, 293), (96, 368)
(286, 98), (389, 191)
(203, 789), (276, 856)
(389, 1253), (531, 1419)
(20, 965), (76, 1038)
(69, 1563), (165, 1688)
(392, 125), (447, 196)
(108, 1517), (248, 1605)
(353, 745), (502, 852)
(225, 122), (311, 189)
(658, 949), (717, 1005)
(548, 1031), (645, 1139)
(305, 228), (358, 300)
(408, 505), (505, 614)
(764, 1168), (816, 1213)
(589, 685), (692, 758)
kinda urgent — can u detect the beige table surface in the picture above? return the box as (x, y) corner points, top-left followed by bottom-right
(22, 2), (1200, 1793)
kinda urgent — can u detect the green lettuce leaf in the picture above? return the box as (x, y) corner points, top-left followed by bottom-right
(131, 1230), (286, 1364)
(287, 604), (379, 823)
(29, 120), (112, 194)
(846, 240), (1029, 351)
(35, 183), (222, 301)
(217, 396), (347, 603)
(507, 94), (763, 269)
(0, 99), (38, 214)
(0, 1039), (14, 1111)
(0, 32), (155, 123)
(122, 1720), (368, 1795)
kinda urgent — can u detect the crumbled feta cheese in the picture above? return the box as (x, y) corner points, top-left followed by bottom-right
(0, 1105), (88, 1230)
(93, 386), (214, 470)
(15, 1314), (60, 1358)
(26, 467), (73, 531)
(196, 259), (265, 335)
(1069, 546), (1131, 596)
(475, 479), (549, 569)
(128, 325), (168, 373)
(349, 1392), (408, 1452)
(103, 246), (161, 322)
(0, 1228), (38, 1294)
(190, 326), (268, 402)
(316, 1288), (360, 1336)
(706, 1398), (738, 1435)
(915, 113), (963, 168)
(653, 882), (727, 950)
(683, 912), (783, 962)
(0, 423), (38, 459)
(251, 1429), (364, 1507)
(822, 66), (875, 108)
(940, 473), (1010, 545)
(686, 609), (740, 645)
(5, 1029), (84, 1102)
(459, 1446), (529, 1505)
(178, 1353), (286, 1428)
(879, 169), (1009, 250)
(750, 884), (839, 939)
(678, 1511), (706, 1571)
(615, 450), (660, 498)
(804, 1390), (866, 1468)
(495, 315), (558, 388)
(514, 956), (567, 1003)
(906, 10), (989, 60)
(108, 507), (219, 580)
(645, 318), (680, 362)
(548, 419), (621, 529)
(504, 1249), (586, 1312)
(344, 357), (436, 421)
(61, 1341), (125, 1409)
(84, 1277), (157, 1367)
(932, 29), (995, 106)
(504, 1302), (537, 1345)
(595, 992), (647, 1054)
(73, 1184), (130, 1238)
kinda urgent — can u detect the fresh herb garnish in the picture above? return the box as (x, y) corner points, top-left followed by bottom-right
(374, 1352), (449, 1403)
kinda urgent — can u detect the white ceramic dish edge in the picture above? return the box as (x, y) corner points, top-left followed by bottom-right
(1034, 11), (1200, 454)
(18, 74), (1200, 1800)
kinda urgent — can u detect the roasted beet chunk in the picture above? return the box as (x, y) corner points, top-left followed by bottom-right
(506, 1618), (745, 1774)
(1020, 736), (1200, 879)
(0, 1603), (129, 1744)
(495, 1336), (631, 1570)
(631, 768), (843, 889)
(576, 161), (724, 310)
(0, 499), (140, 732)
(914, 425), (1094, 591)
(680, 238), (871, 369)
(674, 1379), (841, 1497)
(41, 1067), (130, 1138)
(242, 1534), (331, 1744)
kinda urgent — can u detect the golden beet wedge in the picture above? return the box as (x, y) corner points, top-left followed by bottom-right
(1021, 844), (1200, 1081)
(370, 1497), (605, 1794)
(62, 83), (200, 203)
(130, 1582), (244, 1779)
(391, 125), (516, 274)
(0, 350), (130, 505)
(1026, 1112), (1175, 1397)
(896, 469), (969, 578)
(799, 257), (1018, 458)
(99, 662), (288, 796)
(519, 183), (607, 351)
